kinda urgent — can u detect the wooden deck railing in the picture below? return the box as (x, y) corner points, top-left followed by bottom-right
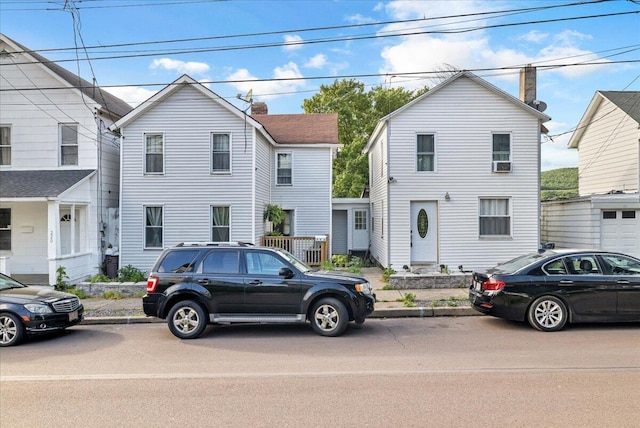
(261, 235), (329, 266)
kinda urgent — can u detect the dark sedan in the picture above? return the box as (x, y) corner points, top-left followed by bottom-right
(469, 249), (640, 331)
(0, 273), (84, 346)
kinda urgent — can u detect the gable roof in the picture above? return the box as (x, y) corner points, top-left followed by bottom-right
(364, 71), (551, 152)
(0, 33), (132, 118)
(568, 91), (640, 149)
(0, 170), (95, 198)
(251, 113), (339, 145)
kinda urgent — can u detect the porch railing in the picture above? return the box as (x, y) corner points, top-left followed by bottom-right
(261, 236), (329, 266)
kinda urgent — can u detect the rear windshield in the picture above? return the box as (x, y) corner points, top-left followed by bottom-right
(494, 253), (546, 274)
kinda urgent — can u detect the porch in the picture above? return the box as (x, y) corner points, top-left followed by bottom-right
(261, 235), (330, 266)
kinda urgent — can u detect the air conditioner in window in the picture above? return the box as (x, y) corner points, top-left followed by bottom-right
(493, 161), (512, 173)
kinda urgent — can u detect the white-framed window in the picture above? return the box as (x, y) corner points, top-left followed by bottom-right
(211, 206), (230, 241)
(0, 208), (11, 250)
(144, 133), (164, 174)
(416, 134), (435, 172)
(492, 133), (511, 162)
(0, 126), (10, 166)
(60, 123), (78, 166)
(144, 206), (163, 248)
(354, 210), (367, 230)
(479, 198), (511, 237)
(211, 133), (231, 173)
(276, 152), (292, 185)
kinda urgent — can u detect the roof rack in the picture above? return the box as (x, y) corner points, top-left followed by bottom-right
(175, 241), (255, 247)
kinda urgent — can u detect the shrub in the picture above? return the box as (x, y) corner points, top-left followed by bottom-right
(89, 273), (112, 283)
(347, 256), (362, 274)
(55, 266), (70, 291)
(117, 265), (147, 283)
(403, 293), (416, 307)
(382, 265), (396, 283)
(331, 254), (349, 267)
(66, 287), (88, 299)
(103, 291), (124, 300)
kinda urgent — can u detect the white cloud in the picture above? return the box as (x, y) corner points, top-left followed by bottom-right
(150, 58), (210, 75)
(520, 30), (549, 43)
(305, 54), (327, 69)
(283, 34), (303, 51)
(226, 62), (306, 99)
(104, 86), (157, 107)
(347, 13), (376, 24)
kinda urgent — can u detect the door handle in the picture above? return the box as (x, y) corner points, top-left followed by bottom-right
(617, 280), (630, 285)
(248, 280), (262, 285)
(197, 279), (210, 285)
(559, 280), (574, 284)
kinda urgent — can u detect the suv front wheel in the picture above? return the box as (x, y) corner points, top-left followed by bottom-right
(168, 300), (207, 339)
(310, 297), (348, 337)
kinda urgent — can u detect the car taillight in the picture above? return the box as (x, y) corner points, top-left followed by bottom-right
(482, 278), (506, 291)
(146, 276), (159, 293)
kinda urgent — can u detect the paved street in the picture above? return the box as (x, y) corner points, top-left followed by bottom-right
(1, 317), (639, 427)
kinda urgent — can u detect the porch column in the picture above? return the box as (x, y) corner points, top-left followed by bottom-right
(47, 200), (60, 284)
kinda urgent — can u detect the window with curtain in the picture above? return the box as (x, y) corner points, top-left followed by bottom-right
(145, 206), (163, 248)
(145, 133), (164, 174)
(492, 133), (511, 161)
(479, 198), (510, 236)
(417, 134), (435, 171)
(211, 133), (231, 173)
(0, 126), (10, 166)
(60, 124), (78, 166)
(211, 206), (230, 242)
(277, 152), (292, 185)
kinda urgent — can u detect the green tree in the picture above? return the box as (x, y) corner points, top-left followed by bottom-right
(302, 79), (427, 197)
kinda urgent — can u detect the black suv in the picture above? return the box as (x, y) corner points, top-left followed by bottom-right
(143, 242), (375, 338)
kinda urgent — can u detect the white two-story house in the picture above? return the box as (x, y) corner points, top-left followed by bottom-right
(364, 70), (551, 271)
(0, 34), (131, 284)
(110, 75), (339, 272)
(542, 91), (640, 258)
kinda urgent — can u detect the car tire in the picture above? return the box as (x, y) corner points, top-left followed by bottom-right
(167, 300), (207, 340)
(310, 297), (349, 337)
(527, 296), (568, 332)
(0, 312), (25, 347)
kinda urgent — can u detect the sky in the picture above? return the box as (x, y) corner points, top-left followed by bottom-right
(1, 0), (639, 171)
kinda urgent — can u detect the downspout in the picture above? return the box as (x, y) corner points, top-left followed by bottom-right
(118, 128), (124, 270)
(385, 121), (392, 267)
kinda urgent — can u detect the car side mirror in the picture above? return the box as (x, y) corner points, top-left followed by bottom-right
(279, 267), (295, 279)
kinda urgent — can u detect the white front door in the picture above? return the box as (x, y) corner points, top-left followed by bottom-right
(352, 209), (369, 250)
(410, 202), (438, 264)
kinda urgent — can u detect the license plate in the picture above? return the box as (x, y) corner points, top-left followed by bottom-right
(473, 280), (482, 292)
(68, 310), (78, 321)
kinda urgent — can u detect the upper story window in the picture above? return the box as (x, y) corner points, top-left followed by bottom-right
(479, 198), (511, 237)
(211, 133), (231, 173)
(492, 133), (511, 162)
(417, 134), (435, 172)
(60, 124), (78, 166)
(276, 152), (292, 185)
(144, 206), (163, 249)
(0, 126), (10, 166)
(145, 133), (164, 174)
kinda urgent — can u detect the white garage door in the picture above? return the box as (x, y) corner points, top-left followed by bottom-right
(601, 210), (640, 258)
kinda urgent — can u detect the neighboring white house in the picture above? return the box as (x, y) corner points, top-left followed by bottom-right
(0, 34), (131, 284)
(363, 70), (551, 271)
(542, 91), (640, 258)
(110, 75), (339, 272)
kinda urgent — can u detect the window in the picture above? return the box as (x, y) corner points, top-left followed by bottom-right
(246, 251), (287, 275)
(144, 206), (163, 248)
(416, 134), (435, 172)
(601, 254), (640, 275)
(622, 211), (636, 219)
(0, 126), (10, 166)
(202, 250), (240, 274)
(211, 133), (231, 173)
(564, 255), (600, 275)
(355, 210), (367, 230)
(0, 208), (10, 250)
(603, 211), (616, 219)
(157, 250), (199, 273)
(276, 152), (292, 185)
(479, 198), (511, 236)
(492, 133), (511, 161)
(211, 206), (230, 242)
(60, 124), (78, 166)
(274, 210), (293, 236)
(145, 133), (164, 174)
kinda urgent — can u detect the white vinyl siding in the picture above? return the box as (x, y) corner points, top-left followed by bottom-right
(59, 123), (78, 165)
(211, 132), (231, 174)
(144, 133), (164, 174)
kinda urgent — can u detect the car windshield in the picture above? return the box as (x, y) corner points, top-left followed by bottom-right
(0, 274), (26, 290)
(274, 249), (313, 273)
(494, 253), (546, 273)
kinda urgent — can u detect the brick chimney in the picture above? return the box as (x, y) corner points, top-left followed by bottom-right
(251, 102), (268, 115)
(519, 64), (536, 106)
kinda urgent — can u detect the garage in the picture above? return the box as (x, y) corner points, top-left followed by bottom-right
(601, 209), (640, 258)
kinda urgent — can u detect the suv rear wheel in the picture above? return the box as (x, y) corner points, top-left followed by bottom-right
(310, 297), (348, 337)
(168, 300), (207, 339)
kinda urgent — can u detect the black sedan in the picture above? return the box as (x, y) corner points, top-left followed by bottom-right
(469, 249), (640, 331)
(0, 273), (84, 346)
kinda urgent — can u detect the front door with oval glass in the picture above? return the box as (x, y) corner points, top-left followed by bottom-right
(410, 202), (438, 264)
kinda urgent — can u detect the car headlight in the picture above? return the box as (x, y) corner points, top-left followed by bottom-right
(24, 304), (53, 314)
(355, 282), (373, 295)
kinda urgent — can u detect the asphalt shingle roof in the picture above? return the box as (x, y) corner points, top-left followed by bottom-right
(252, 113), (339, 145)
(600, 91), (640, 124)
(0, 170), (95, 198)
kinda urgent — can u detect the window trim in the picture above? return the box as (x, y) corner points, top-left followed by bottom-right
(143, 132), (165, 175)
(59, 123), (79, 166)
(276, 151), (293, 186)
(416, 133), (436, 173)
(143, 205), (164, 250)
(210, 132), (232, 175)
(491, 132), (512, 162)
(0, 207), (11, 251)
(478, 197), (512, 238)
(0, 125), (11, 166)
(211, 205), (231, 242)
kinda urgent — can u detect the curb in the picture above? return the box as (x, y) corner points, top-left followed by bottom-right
(82, 307), (481, 325)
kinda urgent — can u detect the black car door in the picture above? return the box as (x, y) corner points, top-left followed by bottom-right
(192, 249), (245, 313)
(598, 254), (640, 318)
(243, 250), (304, 314)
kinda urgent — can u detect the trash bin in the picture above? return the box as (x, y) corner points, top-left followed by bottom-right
(105, 255), (119, 279)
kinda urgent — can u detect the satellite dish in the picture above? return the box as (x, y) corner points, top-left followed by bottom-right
(530, 99), (547, 112)
(236, 89), (253, 103)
